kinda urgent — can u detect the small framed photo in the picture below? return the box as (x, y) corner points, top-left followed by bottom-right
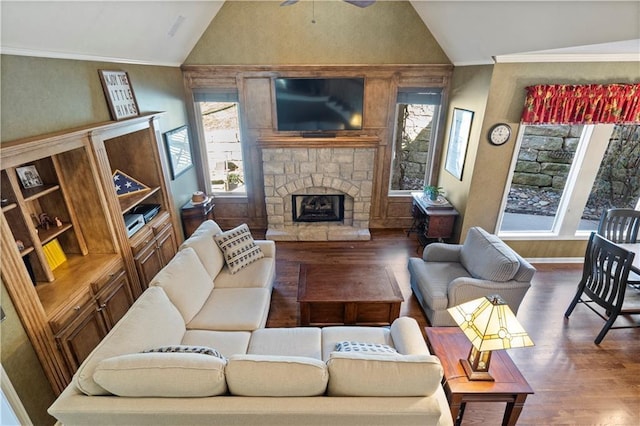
(16, 165), (43, 189)
(445, 108), (474, 181)
(164, 125), (194, 180)
(98, 70), (140, 121)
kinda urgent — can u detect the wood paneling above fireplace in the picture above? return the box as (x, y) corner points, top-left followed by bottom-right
(182, 64), (453, 231)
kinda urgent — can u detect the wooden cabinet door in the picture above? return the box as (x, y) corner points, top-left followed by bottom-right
(156, 225), (177, 266)
(133, 240), (163, 290)
(96, 269), (134, 329)
(55, 301), (107, 372)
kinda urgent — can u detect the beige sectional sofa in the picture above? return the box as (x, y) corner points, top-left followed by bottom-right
(49, 221), (453, 426)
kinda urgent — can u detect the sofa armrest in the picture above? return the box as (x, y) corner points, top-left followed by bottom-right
(423, 243), (462, 262)
(447, 277), (531, 312)
(513, 253), (536, 282)
(255, 240), (276, 258)
(389, 317), (429, 355)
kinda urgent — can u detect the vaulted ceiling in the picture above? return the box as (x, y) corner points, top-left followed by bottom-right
(1, 1), (638, 67)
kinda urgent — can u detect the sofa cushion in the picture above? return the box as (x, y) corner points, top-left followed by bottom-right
(248, 327), (322, 359)
(335, 341), (398, 355)
(93, 352), (227, 397)
(460, 227), (519, 282)
(180, 223), (225, 280)
(213, 224), (264, 274)
(181, 330), (251, 358)
(326, 352), (443, 397)
(74, 287), (186, 396)
(150, 247), (213, 323)
(226, 355), (328, 396)
(143, 345), (225, 360)
(187, 288), (271, 331)
(214, 257), (275, 289)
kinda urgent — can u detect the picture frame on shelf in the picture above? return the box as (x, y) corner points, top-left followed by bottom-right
(164, 125), (194, 180)
(98, 69), (140, 121)
(16, 165), (43, 189)
(444, 108), (474, 181)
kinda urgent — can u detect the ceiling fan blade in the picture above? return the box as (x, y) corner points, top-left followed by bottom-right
(280, 0), (299, 6)
(343, 0), (376, 7)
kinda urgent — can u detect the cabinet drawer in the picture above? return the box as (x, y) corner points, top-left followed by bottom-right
(130, 227), (154, 256)
(151, 211), (171, 235)
(91, 259), (126, 294)
(49, 291), (94, 333)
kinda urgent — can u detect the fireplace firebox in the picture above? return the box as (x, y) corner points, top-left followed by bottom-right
(292, 194), (345, 223)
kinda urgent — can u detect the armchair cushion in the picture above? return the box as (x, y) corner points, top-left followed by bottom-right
(460, 227), (519, 282)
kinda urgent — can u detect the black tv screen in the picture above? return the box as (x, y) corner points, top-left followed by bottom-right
(275, 77), (364, 131)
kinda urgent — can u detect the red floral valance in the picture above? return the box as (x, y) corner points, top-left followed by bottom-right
(521, 83), (640, 124)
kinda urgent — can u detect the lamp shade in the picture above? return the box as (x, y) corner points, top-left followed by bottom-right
(447, 295), (534, 352)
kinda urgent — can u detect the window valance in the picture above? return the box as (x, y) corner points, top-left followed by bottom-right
(521, 83), (640, 124)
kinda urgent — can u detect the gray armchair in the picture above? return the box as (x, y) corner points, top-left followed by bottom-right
(408, 226), (535, 326)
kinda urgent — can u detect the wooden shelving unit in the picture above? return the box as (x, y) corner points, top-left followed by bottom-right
(0, 113), (180, 395)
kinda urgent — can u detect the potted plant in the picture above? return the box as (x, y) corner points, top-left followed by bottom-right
(226, 172), (244, 191)
(423, 185), (443, 201)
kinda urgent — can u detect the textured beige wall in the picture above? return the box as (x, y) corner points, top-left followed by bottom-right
(1, 55), (188, 142)
(438, 65), (493, 242)
(461, 61), (640, 256)
(184, 0), (450, 65)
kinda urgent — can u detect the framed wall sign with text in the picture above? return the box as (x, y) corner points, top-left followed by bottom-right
(98, 70), (140, 121)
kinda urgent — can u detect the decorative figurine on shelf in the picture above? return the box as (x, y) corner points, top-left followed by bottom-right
(38, 213), (52, 230)
(36, 213), (60, 230)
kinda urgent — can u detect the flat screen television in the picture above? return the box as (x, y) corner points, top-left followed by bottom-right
(275, 77), (364, 132)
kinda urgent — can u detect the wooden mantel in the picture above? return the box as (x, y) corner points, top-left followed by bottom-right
(257, 135), (380, 149)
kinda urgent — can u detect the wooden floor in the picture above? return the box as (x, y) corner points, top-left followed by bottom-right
(265, 229), (640, 425)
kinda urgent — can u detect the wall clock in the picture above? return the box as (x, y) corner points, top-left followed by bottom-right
(488, 123), (511, 145)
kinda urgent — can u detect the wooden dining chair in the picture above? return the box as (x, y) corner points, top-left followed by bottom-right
(564, 232), (638, 344)
(597, 208), (640, 243)
(597, 208), (640, 286)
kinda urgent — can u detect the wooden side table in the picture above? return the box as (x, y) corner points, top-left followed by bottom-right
(425, 327), (533, 426)
(180, 197), (215, 238)
(409, 192), (458, 246)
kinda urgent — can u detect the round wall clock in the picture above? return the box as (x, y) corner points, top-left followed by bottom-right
(488, 123), (511, 145)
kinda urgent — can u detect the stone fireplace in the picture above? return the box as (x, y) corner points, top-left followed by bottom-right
(260, 137), (377, 241)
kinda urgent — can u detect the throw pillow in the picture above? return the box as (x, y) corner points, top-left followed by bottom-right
(143, 345), (226, 361)
(213, 224), (264, 274)
(335, 341), (398, 355)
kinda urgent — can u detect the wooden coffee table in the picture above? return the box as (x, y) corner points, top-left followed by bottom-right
(297, 264), (403, 326)
(425, 327), (534, 426)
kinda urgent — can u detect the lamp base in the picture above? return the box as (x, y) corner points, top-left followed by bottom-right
(460, 359), (495, 381)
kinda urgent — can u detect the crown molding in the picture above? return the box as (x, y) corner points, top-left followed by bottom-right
(0, 47), (182, 68)
(494, 52), (640, 64)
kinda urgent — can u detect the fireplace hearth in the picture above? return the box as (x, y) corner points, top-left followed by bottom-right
(293, 194), (344, 223)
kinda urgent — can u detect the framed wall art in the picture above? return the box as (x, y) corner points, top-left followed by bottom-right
(98, 69), (140, 121)
(444, 108), (474, 181)
(16, 165), (43, 189)
(164, 125), (194, 180)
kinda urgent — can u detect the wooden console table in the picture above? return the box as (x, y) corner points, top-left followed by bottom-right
(425, 327), (533, 426)
(408, 191), (458, 246)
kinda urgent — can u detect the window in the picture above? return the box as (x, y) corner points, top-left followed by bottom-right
(498, 124), (640, 237)
(194, 90), (246, 195)
(389, 88), (443, 193)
